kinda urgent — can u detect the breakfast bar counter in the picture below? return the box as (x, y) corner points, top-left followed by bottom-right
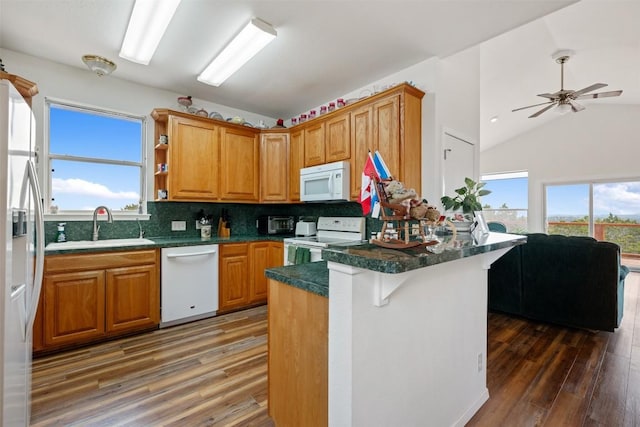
(265, 232), (526, 427)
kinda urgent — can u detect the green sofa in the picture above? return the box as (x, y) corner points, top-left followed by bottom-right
(488, 233), (630, 332)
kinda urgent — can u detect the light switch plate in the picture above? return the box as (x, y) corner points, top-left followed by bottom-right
(171, 220), (186, 231)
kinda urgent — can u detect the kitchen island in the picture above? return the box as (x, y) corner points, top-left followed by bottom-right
(265, 232), (526, 427)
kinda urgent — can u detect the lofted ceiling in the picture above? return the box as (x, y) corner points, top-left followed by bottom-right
(480, 0), (640, 150)
(5, 0), (629, 152)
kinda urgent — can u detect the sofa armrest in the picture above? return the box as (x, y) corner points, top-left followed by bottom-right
(620, 264), (630, 281)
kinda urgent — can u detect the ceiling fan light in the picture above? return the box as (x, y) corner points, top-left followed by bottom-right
(198, 18), (277, 87)
(82, 55), (117, 76)
(119, 0), (182, 65)
(555, 103), (572, 115)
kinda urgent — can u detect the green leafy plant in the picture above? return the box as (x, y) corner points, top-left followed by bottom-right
(440, 177), (491, 216)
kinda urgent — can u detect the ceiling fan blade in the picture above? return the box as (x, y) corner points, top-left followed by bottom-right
(576, 90), (623, 99)
(537, 93), (558, 100)
(528, 103), (557, 118)
(568, 99), (585, 112)
(572, 83), (608, 97)
(512, 100), (555, 112)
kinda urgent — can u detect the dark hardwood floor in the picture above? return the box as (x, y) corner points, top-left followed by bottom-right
(469, 272), (640, 427)
(31, 273), (639, 426)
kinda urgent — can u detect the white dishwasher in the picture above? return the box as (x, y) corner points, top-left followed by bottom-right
(161, 244), (218, 327)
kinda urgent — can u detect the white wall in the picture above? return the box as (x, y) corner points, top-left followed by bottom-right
(480, 104), (640, 231)
(0, 48), (276, 209)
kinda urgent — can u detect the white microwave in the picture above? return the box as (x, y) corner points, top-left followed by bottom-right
(300, 161), (350, 202)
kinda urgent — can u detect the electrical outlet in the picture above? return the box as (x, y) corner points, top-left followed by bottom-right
(171, 220), (186, 231)
(477, 353), (483, 372)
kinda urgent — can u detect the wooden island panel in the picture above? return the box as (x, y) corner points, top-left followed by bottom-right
(268, 279), (328, 427)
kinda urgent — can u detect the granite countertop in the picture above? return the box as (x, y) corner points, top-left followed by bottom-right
(321, 232), (526, 274)
(265, 261), (329, 298)
(265, 232), (527, 296)
(44, 234), (289, 255)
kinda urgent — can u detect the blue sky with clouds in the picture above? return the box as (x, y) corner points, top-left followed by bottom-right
(49, 106), (142, 211)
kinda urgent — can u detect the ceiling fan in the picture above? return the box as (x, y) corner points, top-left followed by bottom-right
(512, 49), (623, 118)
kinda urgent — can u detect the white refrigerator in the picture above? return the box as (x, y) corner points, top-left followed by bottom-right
(0, 79), (45, 426)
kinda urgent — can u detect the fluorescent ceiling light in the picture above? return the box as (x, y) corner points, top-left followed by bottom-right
(119, 0), (181, 65)
(198, 18), (277, 87)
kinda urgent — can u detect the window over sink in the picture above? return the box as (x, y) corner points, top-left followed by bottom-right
(44, 99), (146, 218)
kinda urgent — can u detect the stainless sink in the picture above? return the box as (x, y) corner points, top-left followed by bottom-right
(46, 238), (155, 250)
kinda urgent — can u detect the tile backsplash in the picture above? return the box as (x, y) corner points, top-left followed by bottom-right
(44, 201), (368, 244)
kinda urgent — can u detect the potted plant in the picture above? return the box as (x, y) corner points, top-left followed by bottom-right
(440, 177), (491, 229)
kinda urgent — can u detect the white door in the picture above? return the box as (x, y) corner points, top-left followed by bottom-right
(442, 131), (475, 199)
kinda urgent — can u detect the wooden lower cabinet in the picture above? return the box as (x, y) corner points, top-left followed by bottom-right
(218, 243), (250, 312)
(250, 241), (284, 303)
(106, 264), (158, 333)
(43, 270), (106, 347)
(36, 249), (159, 353)
(268, 279), (328, 427)
(219, 241), (284, 313)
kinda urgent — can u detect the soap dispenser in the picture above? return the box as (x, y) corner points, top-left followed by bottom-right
(56, 223), (66, 243)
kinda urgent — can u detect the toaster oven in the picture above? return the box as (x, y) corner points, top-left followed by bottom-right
(257, 215), (295, 235)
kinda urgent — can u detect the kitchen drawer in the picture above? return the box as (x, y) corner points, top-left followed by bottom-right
(44, 249), (157, 273)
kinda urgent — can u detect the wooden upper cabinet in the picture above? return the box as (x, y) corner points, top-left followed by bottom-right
(260, 133), (289, 202)
(347, 87), (424, 199)
(350, 105), (373, 199)
(152, 83), (423, 204)
(289, 129), (304, 201)
(220, 126), (260, 201)
(168, 115), (220, 201)
(325, 112), (351, 163)
(303, 122), (326, 167)
(373, 95), (401, 182)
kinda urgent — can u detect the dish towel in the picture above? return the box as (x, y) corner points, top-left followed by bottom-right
(287, 245), (297, 265)
(295, 247), (311, 264)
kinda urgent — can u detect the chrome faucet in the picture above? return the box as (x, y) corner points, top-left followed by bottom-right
(137, 218), (144, 238)
(92, 206), (113, 241)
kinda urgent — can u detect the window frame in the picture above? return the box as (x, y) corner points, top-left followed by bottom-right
(543, 176), (640, 236)
(43, 97), (148, 221)
(480, 170), (529, 233)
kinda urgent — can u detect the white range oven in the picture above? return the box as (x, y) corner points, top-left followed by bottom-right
(283, 216), (366, 266)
